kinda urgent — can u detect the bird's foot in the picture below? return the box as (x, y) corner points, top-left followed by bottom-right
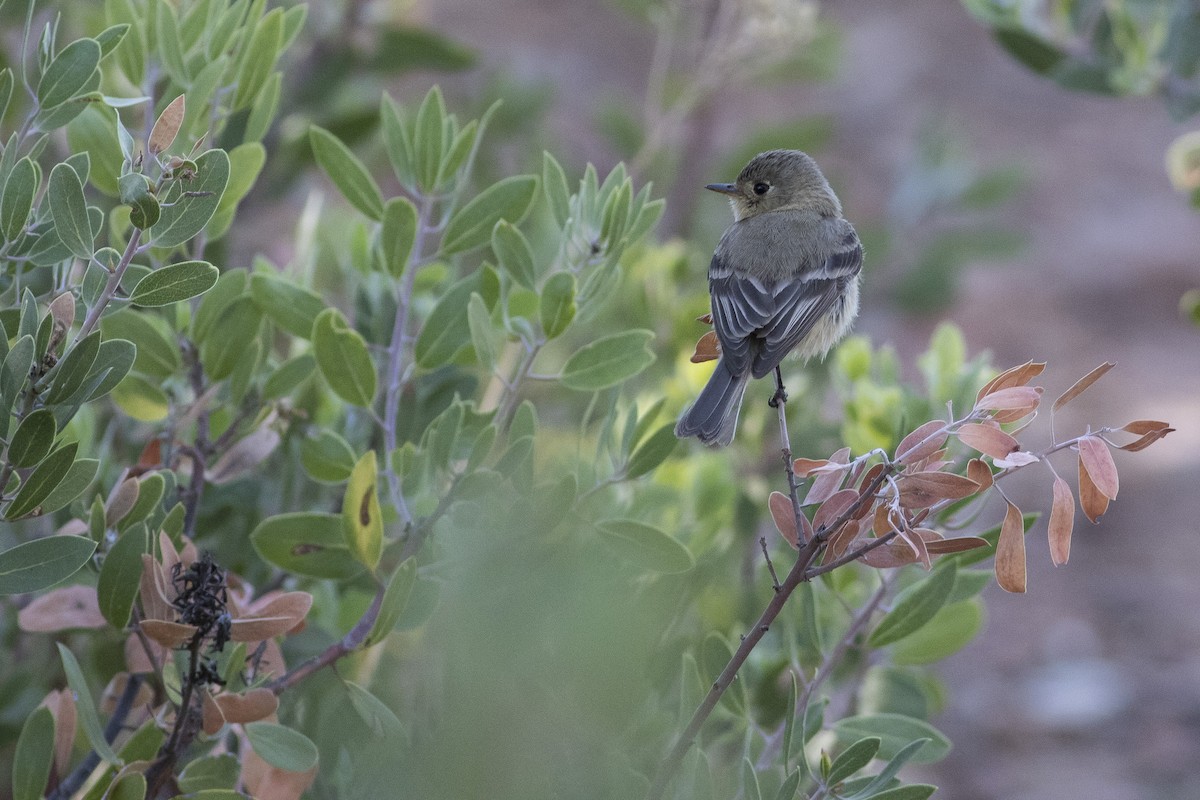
(768, 385), (788, 408)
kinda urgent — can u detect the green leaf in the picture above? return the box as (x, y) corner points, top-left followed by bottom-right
(262, 353), (316, 400)
(379, 196), (417, 278)
(39, 458), (99, 515)
(841, 738), (934, 800)
(312, 308), (376, 406)
(111, 373), (169, 421)
(624, 423), (678, 479)
(130, 260), (218, 306)
(1, 335), (34, 410)
(120, 172), (159, 229)
(101, 312), (180, 378)
(440, 175), (538, 256)
(7, 409), (57, 468)
(868, 562), (957, 647)
(561, 330), (656, 391)
(177, 754), (239, 792)
(595, 519), (694, 574)
(0, 536), (96, 593)
(833, 714), (950, 764)
(365, 558), (416, 647)
(46, 327), (102, 405)
(249, 272), (326, 339)
(344, 681), (405, 738)
(150, 148), (230, 249)
(95, 23), (131, 58)
(120, 472), (164, 531)
(250, 512), (364, 580)
(413, 269), (499, 368)
(97, 523), (149, 627)
(539, 271), (576, 339)
(0, 68), (12, 123)
(12, 706), (54, 800)
(992, 27), (1066, 75)
(860, 785), (937, 800)
(83, 338), (136, 402)
(38, 38), (101, 108)
(342, 451), (383, 570)
(1, 157), (37, 241)
(381, 93), (414, 187)
(244, 722), (319, 773)
(48, 163), (94, 259)
(466, 292), (496, 369)
(299, 430), (358, 483)
(892, 599), (984, 665)
(491, 220), (536, 288)
(542, 151), (571, 227)
(774, 770), (800, 800)
(5, 443), (80, 520)
(234, 8), (283, 109)
(57, 644), (121, 765)
(827, 737), (881, 786)
(207, 142), (266, 239)
(309, 126), (384, 221)
(413, 86), (446, 191)
(199, 297), (262, 381)
(191, 269), (247, 344)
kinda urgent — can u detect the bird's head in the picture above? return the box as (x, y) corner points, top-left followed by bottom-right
(706, 149), (840, 222)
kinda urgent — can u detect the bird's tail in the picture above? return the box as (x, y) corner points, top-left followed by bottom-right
(675, 359), (750, 447)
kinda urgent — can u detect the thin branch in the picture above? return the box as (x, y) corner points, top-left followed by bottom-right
(75, 227), (142, 341)
(268, 581), (386, 693)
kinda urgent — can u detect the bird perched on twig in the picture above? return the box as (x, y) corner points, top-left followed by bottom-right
(675, 149), (863, 447)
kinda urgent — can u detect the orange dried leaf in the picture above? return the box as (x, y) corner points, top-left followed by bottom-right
(202, 688), (226, 736)
(898, 471), (980, 508)
(966, 458), (994, 491)
(956, 422), (1019, 460)
(696, 312), (713, 325)
(872, 503), (894, 536)
(1118, 428), (1175, 452)
(896, 525), (932, 569)
(149, 94), (185, 155)
(1048, 475), (1074, 566)
(135, 438), (163, 472)
(976, 361), (1046, 402)
(214, 688), (279, 724)
(105, 477), (140, 527)
(139, 555), (174, 621)
(896, 420), (949, 464)
(689, 331), (720, 364)
(995, 500), (1027, 593)
(1052, 361), (1116, 412)
(1077, 453), (1109, 523)
(804, 447), (850, 505)
(925, 536), (989, 555)
(18, 585), (106, 632)
(812, 489), (860, 535)
(975, 386), (1042, 413)
(242, 746), (318, 800)
(1120, 419), (1172, 435)
(1077, 436), (1118, 500)
(768, 491), (798, 548)
(141, 619), (198, 648)
(792, 457), (830, 478)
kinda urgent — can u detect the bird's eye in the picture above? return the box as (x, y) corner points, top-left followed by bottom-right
(753, 182), (770, 196)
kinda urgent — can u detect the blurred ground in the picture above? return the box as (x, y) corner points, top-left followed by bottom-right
(410, 0), (1200, 796)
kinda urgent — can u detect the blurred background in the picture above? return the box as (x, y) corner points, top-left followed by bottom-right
(241, 0), (1200, 797)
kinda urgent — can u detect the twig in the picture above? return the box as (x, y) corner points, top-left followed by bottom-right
(759, 537), (781, 590)
(268, 581), (386, 693)
(75, 227), (142, 342)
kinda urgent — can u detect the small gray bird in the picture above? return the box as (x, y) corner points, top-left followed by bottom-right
(675, 150), (863, 447)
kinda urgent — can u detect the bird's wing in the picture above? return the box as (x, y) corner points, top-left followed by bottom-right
(709, 228), (862, 379)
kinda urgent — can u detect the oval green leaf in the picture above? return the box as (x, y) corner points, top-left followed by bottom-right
(868, 563), (957, 648)
(892, 599), (984, 665)
(245, 722), (319, 773)
(365, 558), (416, 647)
(249, 272), (326, 339)
(440, 175), (538, 256)
(0, 534), (96, 594)
(44, 329), (101, 404)
(96, 523), (149, 627)
(5, 443), (79, 520)
(130, 260), (218, 306)
(539, 271), (576, 340)
(309, 125), (384, 221)
(7, 409), (57, 468)
(13, 706), (54, 800)
(150, 148), (230, 249)
(38, 38), (101, 109)
(1, 157), (37, 241)
(56, 643), (120, 765)
(832, 713), (951, 764)
(379, 196), (417, 278)
(299, 430), (358, 483)
(250, 511), (364, 580)
(561, 330), (656, 391)
(312, 308), (376, 407)
(48, 163), (94, 259)
(595, 519), (694, 574)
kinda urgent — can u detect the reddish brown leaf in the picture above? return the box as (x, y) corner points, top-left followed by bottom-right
(125, 631), (166, 674)
(149, 94), (185, 155)
(768, 491), (798, 548)
(898, 471), (980, 508)
(18, 585), (105, 632)
(1120, 419), (1173, 435)
(1117, 428), (1175, 452)
(230, 592), (313, 641)
(826, 518), (862, 560)
(1077, 436), (1118, 500)
(976, 361), (1046, 403)
(215, 688), (279, 724)
(793, 457), (830, 478)
(857, 462), (886, 493)
(105, 477), (139, 527)
(925, 536), (990, 554)
(139, 555), (174, 622)
(141, 619), (198, 648)
(966, 458), (994, 491)
(242, 747), (318, 800)
(48, 293), (75, 353)
(895, 420), (949, 464)
(1078, 453), (1110, 523)
(1116, 420), (1175, 452)
(872, 504), (898, 536)
(134, 438), (163, 473)
(696, 312), (713, 325)
(100, 672), (153, 715)
(202, 688), (226, 736)
(1048, 475), (1074, 566)
(41, 689), (77, 778)
(689, 331), (720, 363)
(804, 447), (850, 505)
(894, 524), (932, 569)
(995, 500), (1027, 593)
(1052, 362), (1116, 412)
(859, 542), (919, 569)
(956, 422), (1019, 460)
(975, 386), (1042, 413)
(812, 489), (860, 535)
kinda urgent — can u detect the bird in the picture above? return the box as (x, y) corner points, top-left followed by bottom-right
(675, 149), (863, 447)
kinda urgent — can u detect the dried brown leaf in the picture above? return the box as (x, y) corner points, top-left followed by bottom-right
(1053, 361), (1116, 412)
(100, 672), (153, 715)
(125, 631), (166, 674)
(804, 447), (850, 505)
(41, 689), (76, 778)
(858, 542), (919, 569)
(995, 500), (1027, 593)
(857, 462), (886, 493)
(896, 420), (949, 464)
(812, 489), (859, 535)
(242, 746), (318, 800)
(826, 518), (862, 560)
(976, 361), (1046, 403)
(215, 688), (279, 724)
(47, 293), (75, 353)
(689, 331), (720, 364)
(1117, 428), (1175, 452)
(924, 536), (990, 555)
(993, 450), (1039, 468)
(202, 688), (225, 736)
(139, 554), (174, 621)
(149, 94), (185, 155)
(956, 422), (1019, 460)
(1077, 436), (1118, 500)
(768, 491), (798, 548)
(966, 458), (994, 491)
(898, 471), (980, 508)
(696, 312), (713, 325)
(1078, 453), (1110, 523)
(1116, 420), (1175, 452)
(209, 427), (282, 485)
(230, 592), (312, 641)
(105, 476), (139, 527)
(141, 619), (198, 648)
(975, 386), (1042, 414)
(793, 457), (830, 478)
(18, 585), (105, 632)
(1048, 475), (1074, 566)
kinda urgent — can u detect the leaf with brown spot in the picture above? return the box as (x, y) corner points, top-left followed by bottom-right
(812, 489), (859, 536)
(956, 422), (1019, 460)
(793, 457), (830, 478)
(690, 331), (720, 363)
(896, 420), (948, 464)
(141, 619), (197, 648)
(804, 447), (850, 505)
(995, 500), (1027, 593)
(18, 585), (106, 632)
(149, 94), (185, 155)
(1052, 362), (1115, 412)
(976, 361), (1046, 402)
(768, 491), (798, 548)
(1078, 453), (1109, 523)
(1048, 475), (1074, 566)
(1077, 436), (1118, 500)
(966, 458), (994, 491)
(925, 536), (989, 555)
(215, 688), (279, 724)
(898, 471), (980, 508)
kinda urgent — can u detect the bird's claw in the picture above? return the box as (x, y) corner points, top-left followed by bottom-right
(768, 386), (788, 408)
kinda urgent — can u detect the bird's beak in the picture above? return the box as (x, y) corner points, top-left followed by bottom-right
(705, 183), (739, 196)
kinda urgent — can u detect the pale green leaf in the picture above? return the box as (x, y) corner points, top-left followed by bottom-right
(561, 330), (656, 391)
(309, 126), (384, 221)
(312, 308), (376, 406)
